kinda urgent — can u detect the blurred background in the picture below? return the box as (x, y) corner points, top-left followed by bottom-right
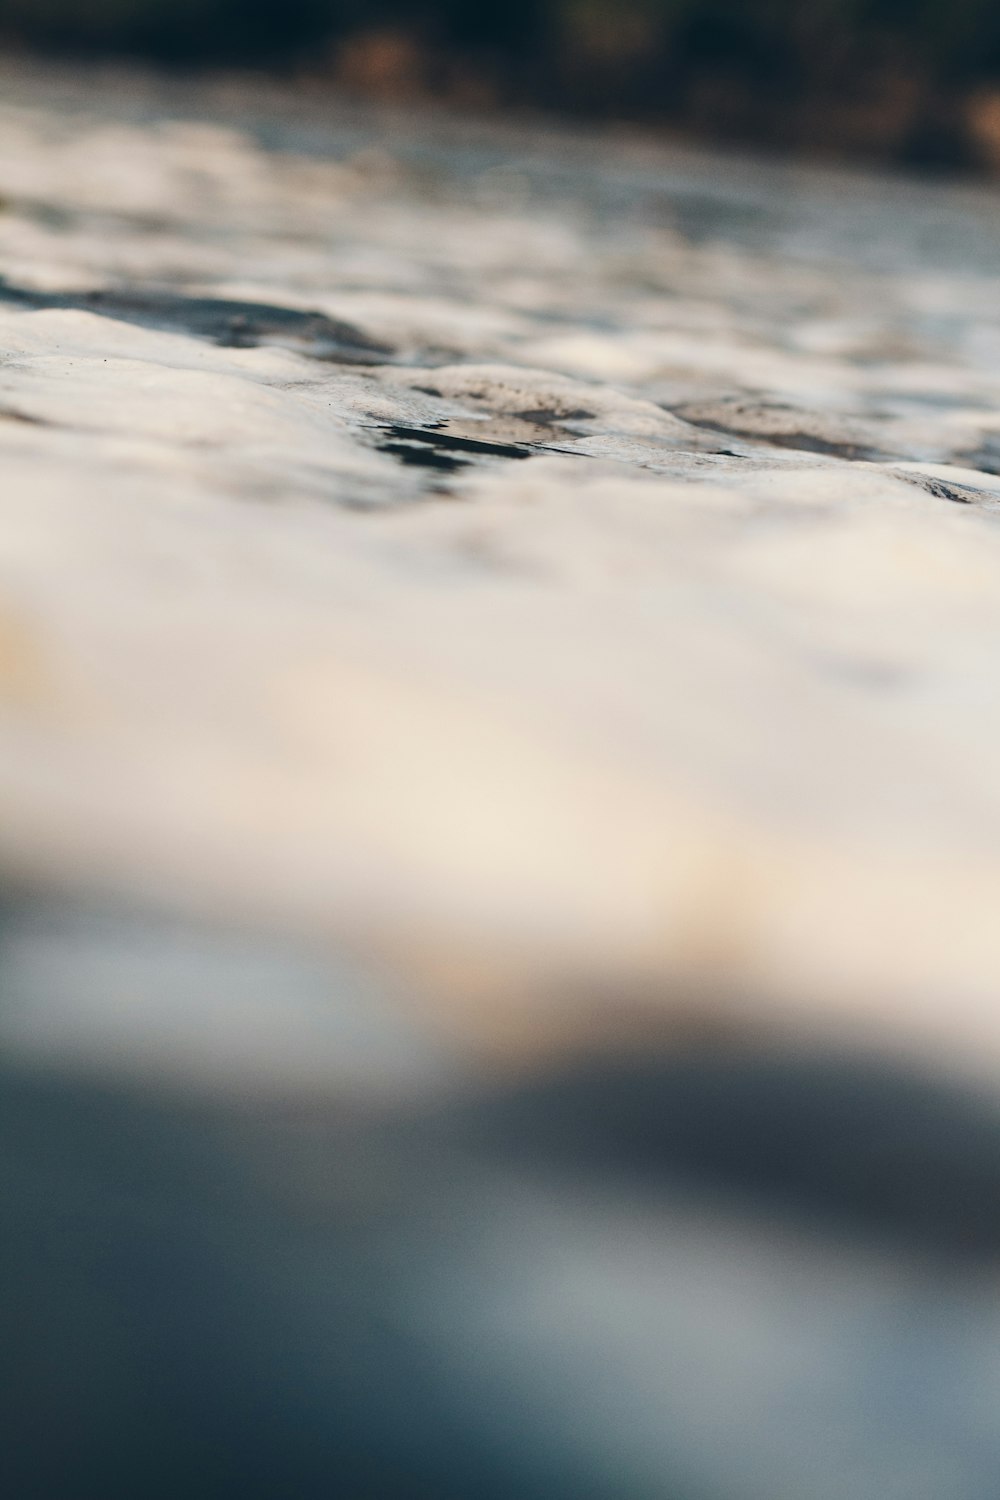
(4, 0), (1000, 169)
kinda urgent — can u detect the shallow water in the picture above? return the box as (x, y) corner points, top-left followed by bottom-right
(6, 60), (1000, 1500)
(1, 62), (1000, 1055)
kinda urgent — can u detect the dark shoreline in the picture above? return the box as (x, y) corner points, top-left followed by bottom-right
(4, 0), (1000, 175)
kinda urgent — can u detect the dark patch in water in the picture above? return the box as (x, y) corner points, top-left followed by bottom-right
(377, 423), (534, 463)
(893, 471), (994, 506)
(0, 406), (47, 425)
(815, 653), (915, 691)
(514, 407), (596, 426)
(957, 440), (1000, 477)
(380, 441), (470, 473)
(458, 1046), (1000, 1259)
(763, 431), (887, 461)
(676, 409), (888, 463)
(653, 189), (784, 249)
(0, 279), (395, 364)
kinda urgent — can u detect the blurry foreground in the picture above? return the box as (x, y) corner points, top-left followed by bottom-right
(4, 61), (1000, 1498)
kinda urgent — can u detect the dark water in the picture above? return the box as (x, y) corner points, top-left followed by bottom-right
(5, 897), (1000, 1500)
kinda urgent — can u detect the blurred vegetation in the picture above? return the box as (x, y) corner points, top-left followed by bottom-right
(4, 0), (1000, 165)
